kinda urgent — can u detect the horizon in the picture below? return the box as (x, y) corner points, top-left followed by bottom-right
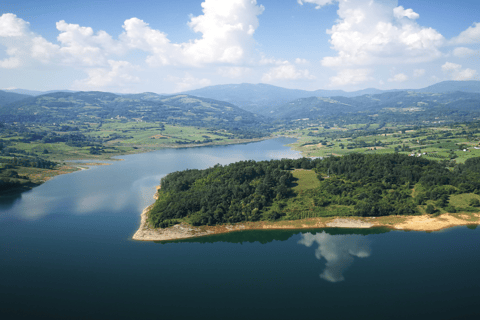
(1, 0), (479, 93)
(3, 79), (480, 96)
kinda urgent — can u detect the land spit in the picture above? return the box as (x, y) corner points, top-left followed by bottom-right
(132, 188), (480, 242)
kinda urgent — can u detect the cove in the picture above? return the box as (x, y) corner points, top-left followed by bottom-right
(1, 138), (480, 320)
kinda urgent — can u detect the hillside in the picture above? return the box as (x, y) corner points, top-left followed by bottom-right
(273, 91), (480, 124)
(0, 91), (266, 132)
(181, 81), (480, 116)
(0, 90), (31, 107)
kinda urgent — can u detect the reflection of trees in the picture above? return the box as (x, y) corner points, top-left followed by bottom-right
(298, 232), (371, 283)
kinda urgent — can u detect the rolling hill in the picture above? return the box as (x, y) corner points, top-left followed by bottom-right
(0, 91), (266, 132)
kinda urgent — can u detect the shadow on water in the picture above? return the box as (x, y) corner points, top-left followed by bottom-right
(0, 192), (23, 211)
(155, 226), (391, 245)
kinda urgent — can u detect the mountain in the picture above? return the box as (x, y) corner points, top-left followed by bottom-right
(414, 81), (480, 94)
(0, 90), (31, 107)
(273, 91), (480, 124)
(181, 83), (315, 115)
(0, 91), (266, 132)
(181, 84), (403, 115)
(3, 89), (78, 96)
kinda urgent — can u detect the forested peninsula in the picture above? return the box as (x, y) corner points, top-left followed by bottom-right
(133, 154), (480, 240)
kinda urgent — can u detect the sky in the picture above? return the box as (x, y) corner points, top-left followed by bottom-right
(1, 0), (479, 93)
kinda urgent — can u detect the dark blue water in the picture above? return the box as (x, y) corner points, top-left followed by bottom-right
(1, 138), (480, 320)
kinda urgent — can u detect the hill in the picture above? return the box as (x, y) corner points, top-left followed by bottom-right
(0, 90), (31, 107)
(273, 91), (480, 125)
(147, 154), (480, 229)
(415, 81), (480, 94)
(0, 91), (266, 133)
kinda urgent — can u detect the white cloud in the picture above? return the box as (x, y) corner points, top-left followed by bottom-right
(261, 63), (316, 82)
(413, 69), (425, 77)
(73, 60), (140, 90)
(450, 22), (480, 45)
(297, 0), (336, 9)
(388, 73), (408, 82)
(441, 62), (462, 72)
(0, 13), (60, 68)
(56, 20), (125, 66)
(298, 232), (371, 282)
(393, 6), (419, 20)
(121, 0), (265, 67)
(314, 0), (444, 67)
(167, 73), (212, 92)
(441, 62), (477, 80)
(295, 58), (309, 64)
(329, 68), (373, 86)
(1, 0), (265, 72)
(453, 47), (476, 58)
(0, 13), (29, 37)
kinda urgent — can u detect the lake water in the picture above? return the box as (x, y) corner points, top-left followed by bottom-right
(1, 138), (479, 320)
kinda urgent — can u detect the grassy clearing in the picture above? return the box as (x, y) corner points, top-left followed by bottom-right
(291, 169), (320, 193)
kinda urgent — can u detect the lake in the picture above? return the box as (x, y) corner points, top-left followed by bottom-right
(1, 138), (479, 320)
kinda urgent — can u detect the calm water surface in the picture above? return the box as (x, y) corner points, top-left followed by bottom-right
(1, 138), (479, 320)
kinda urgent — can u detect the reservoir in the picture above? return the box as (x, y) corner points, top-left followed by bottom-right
(1, 138), (479, 319)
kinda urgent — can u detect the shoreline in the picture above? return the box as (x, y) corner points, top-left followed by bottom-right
(1, 136), (272, 198)
(132, 190), (480, 241)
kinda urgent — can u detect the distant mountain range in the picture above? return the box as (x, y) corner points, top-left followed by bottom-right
(273, 91), (480, 122)
(1, 80), (480, 129)
(181, 81), (480, 115)
(0, 91), (266, 133)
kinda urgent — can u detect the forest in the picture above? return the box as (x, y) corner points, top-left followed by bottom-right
(148, 154), (480, 228)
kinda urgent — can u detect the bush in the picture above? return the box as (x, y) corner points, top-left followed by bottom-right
(445, 205), (457, 213)
(469, 198), (480, 207)
(425, 204), (435, 214)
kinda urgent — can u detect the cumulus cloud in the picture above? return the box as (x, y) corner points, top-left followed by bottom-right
(261, 63), (316, 82)
(388, 73), (408, 82)
(442, 62), (477, 80)
(56, 20), (125, 66)
(298, 232), (371, 282)
(295, 58), (309, 64)
(450, 22), (480, 45)
(297, 0), (336, 9)
(413, 69), (425, 77)
(73, 60), (140, 90)
(120, 0), (264, 67)
(0, 13), (60, 68)
(304, 0), (444, 67)
(329, 68), (373, 86)
(0, 13), (29, 37)
(453, 47), (476, 58)
(393, 6), (419, 20)
(1, 0), (265, 71)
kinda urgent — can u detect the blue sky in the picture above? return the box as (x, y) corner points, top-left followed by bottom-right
(1, 0), (479, 93)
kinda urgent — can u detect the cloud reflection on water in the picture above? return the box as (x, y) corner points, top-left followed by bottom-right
(298, 232), (371, 282)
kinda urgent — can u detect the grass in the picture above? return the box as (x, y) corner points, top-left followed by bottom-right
(285, 122), (480, 164)
(291, 169), (320, 193)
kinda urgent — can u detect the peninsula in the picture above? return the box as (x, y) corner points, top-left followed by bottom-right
(133, 154), (480, 241)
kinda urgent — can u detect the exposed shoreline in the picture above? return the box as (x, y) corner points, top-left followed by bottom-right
(132, 187), (480, 242)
